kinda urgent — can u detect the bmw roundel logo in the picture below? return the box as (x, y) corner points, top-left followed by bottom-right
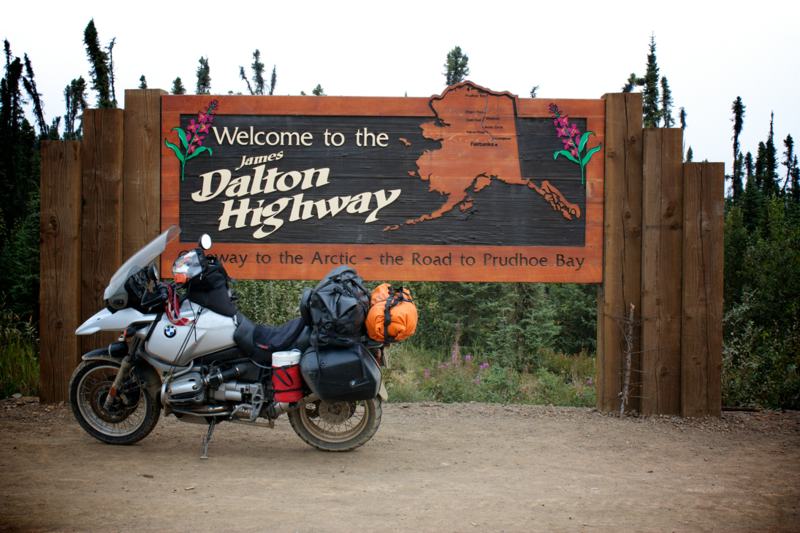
(164, 325), (177, 338)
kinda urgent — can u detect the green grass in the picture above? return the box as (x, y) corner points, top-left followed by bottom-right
(383, 344), (596, 407)
(0, 310), (39, 398)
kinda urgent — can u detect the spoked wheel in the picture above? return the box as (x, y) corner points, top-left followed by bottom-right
(288, 398), (382, 452)
(69, 360), (159, 445)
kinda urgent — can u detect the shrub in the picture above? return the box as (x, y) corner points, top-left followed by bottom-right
(234, 279), (309, 326)
(0, 306), (39, 398)
(386, 345), (596, 407)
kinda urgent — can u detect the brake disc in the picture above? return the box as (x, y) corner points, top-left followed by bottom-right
(318, 401), (353, 424)
(88, 380), (134, 423)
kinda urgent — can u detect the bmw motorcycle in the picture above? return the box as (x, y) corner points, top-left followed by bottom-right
(69, 226), (386, 456)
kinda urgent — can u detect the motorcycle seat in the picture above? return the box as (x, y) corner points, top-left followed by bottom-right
(234, 315), (306, 365)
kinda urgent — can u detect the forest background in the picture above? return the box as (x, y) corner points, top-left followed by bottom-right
(0, 20), (797, 410)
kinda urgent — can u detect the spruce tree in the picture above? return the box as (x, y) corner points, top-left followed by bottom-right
(21, 54), (49, 138)
(529, 85), (538, 98)
(107, 38), (116, 106)
(239, 65), (253, 95)
(269, 65), (276, 95)
(196, 57), (211, 95)
(641, 35), (661, 127)
(679, 107), (687, 130)
(251, 50), (265, 95)
(171, 77), (186, 95)
(63, 77), (87, 141)
(0, 39), (42, 321)
(782, 134), (795, 194)
(443, 46), (469, 86)
(744, 151), (754, 179)
(755, 141), (767, 189)
(791, 155), (800, 203)
(312, 84), (325, 96)
(660, 76), (674, 127)
(733, 153), (744, 201)
(138, 75), (147, 89)
(731, 96), (745, 202)
(240, 50), (271, 95)
(621, 73), (639, 93)
(83, 19), (115, 108)
(741, 174), (766, 232)
(686, 146), (693, 162)
(763, 113), (778, 194)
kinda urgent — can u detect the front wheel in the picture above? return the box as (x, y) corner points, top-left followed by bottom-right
(288, 398), (382, 452)
(69, 360), (160, 445)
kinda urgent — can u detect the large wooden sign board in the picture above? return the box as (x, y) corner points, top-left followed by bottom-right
(161, 82), (604, 282)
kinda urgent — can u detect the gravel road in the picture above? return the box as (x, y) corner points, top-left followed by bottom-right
(1, 397), (798, 532)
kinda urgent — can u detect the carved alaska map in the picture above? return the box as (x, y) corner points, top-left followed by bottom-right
(386, 82), (581, 232)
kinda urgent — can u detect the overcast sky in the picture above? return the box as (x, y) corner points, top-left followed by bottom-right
(6, 0), (800, 186)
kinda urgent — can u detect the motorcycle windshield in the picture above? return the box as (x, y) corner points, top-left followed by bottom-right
(103, 225), (181, 301)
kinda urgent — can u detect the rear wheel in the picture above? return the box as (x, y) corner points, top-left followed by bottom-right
(288, 398), (382, 452)
(69, 360), (159, 445)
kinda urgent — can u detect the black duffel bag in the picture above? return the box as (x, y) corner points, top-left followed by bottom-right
(299, 344), (381, 402)
(301, 266), (370, 348)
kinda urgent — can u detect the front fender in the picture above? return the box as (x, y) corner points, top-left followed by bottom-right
(81, 347), (122, 364)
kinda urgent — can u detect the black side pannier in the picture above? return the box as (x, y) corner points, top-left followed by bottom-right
(187, 256), (238, 317)
(302, 266), (370, 348)
(299, 344), (381, 402)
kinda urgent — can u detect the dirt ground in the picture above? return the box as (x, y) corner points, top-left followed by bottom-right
(0, 398), (798, 533)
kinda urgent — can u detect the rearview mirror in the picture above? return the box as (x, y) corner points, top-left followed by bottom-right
(199, 234), (212, 250)
(147, 263), (160, 282)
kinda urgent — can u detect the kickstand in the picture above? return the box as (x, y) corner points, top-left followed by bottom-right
(200, 419), (217, 460)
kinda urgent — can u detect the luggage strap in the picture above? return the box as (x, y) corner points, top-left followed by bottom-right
(382, 285), (412, 342)
(166, 284), (194, 326)
(273, 366), (303, 393)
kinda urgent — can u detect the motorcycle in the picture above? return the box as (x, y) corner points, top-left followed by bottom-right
(69, 226), (387, 457)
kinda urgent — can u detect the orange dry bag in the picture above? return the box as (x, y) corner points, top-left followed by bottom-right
(366, 284), (418, 342)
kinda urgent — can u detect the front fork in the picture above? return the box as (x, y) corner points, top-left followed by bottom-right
(102, 337), (139, 410)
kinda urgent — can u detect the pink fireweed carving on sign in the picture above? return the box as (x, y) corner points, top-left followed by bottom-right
(165, 100), (218, 181)
(549, 103), (602, 185)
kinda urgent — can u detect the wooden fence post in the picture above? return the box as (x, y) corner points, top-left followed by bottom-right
(39, 141), (82, 403)
(681, 162), (724, 417)
(81, 109), (125, 355)
(597, 93), (643, 413)
(123, 89), (166, 262)
(641, 128), (684, 415)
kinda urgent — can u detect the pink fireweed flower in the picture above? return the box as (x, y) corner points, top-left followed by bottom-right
(557, 115), (570, 128)
(191, 134), (204, 146)
(473, 377), (480, 383)
(197, 123), (209, 134)
(423, 369), (431, 379)
(465, 355), (471, 361)
(187, 120), (199, 133)
(567, 123), (580, 137)
(446, 363), (450, 367)
(438, 364), (444, 368)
